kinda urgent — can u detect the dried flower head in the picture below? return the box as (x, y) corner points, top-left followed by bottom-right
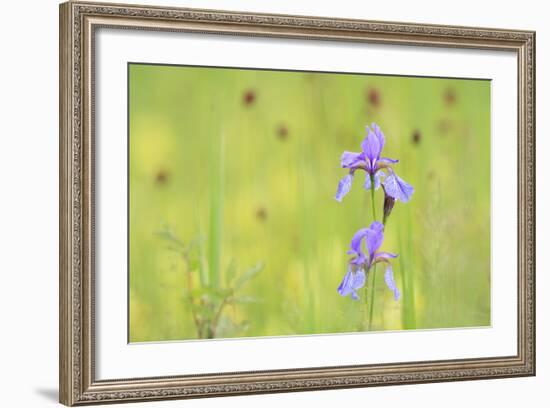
(276, 124), (289, 141)
(412, 129), (422, 145)
(256, 207), (268, 222)
(243, 89), (256, 106)
(444, 87), (456, 106)
(155, 169), (170, 186)
(366, 87), (381, 108)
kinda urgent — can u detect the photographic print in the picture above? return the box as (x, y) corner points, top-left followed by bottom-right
(60, 4), (536, 404)
(128, 64), (491, 342)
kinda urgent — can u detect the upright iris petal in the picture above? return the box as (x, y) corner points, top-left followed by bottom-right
(347, 227), (369, 265)
(370, 123), (385, 148)
(361, 130), (382, 167)
(364, 221), (384, 264)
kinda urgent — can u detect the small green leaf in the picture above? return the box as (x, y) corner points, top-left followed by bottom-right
(154, 226), (185, 249)
(191, 286), (231, 304)
(228, 295), (260, 304)
(234, 262), (264, 291)
(188, 258), (200, 272)
(214, 316), (251, 338)
(225, 259), (237, 286)
(197, 235), (208, 286)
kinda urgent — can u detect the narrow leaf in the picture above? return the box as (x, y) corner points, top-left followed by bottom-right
(234, 262), (264, 291)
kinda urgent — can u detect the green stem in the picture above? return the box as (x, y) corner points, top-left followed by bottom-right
(208, 130), (223, 288)
(367, 175), (377, 331)
(368, 266), (377, 330)
(370, 181), (377, 221)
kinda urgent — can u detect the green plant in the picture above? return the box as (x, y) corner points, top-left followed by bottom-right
(156, 226), (263, 339)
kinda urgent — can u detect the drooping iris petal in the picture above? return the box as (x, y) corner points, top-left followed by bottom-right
(335, 174), (354, 202)
(384, 264), (400, 301)
(364, 221), (384, 262)
(338, 268), (366, 300)
(361, 129), (382, 164)
(364, 170), (385, 191)
(341, 151), (365, 168)
(351, 269), (366, 300)
(353, 269), (366, 288)
(337, 268), (354, 297)
(382, 171), (414, 202)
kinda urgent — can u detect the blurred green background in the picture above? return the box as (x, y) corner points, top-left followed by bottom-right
(128, 63), (491, 342)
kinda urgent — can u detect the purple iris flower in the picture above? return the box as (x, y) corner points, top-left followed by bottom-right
(335, 123), (414, 203)
(337, 221), (400, 301)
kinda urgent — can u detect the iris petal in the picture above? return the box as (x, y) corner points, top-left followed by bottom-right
(375, 251), (398, 261)
(348, 228), (369, 255)
(364, 221), (384, 261)
(349, 254), (367, 265)
(384, 264), (400, 301)
(361, 130), (382, 163)
(337, 268), (354, 297)
(338, 268), (366, 300)
(341, 151), (365, 169)
(377, 157), (399, 167)
(335, 174), (354, 202)
(351, 269), (366, 300)
(353, 269), (366, 289)
(364, 170), (384, 191)
(370, 123), (385, 152)
(369, 221), (384, 234)
(382, 171), (414, 202)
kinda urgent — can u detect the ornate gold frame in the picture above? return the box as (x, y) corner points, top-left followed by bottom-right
(59, 1), (536, 405)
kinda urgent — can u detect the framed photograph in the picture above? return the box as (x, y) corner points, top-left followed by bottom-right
(59, 1), (536, 405)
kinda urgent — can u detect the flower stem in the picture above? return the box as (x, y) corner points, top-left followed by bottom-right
(370, 176), (377, 221)
(368, 175), (377, 331)
(368, 268), (377, 330)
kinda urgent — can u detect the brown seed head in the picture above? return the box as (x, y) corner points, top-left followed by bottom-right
(256, 207), (268, 222)
(155, 169), (170, 186)
(243, 89), (256, 106)
(366, 87), (381, 108)
(277, 124), (289, 141)
(444, 87), (456, 106)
